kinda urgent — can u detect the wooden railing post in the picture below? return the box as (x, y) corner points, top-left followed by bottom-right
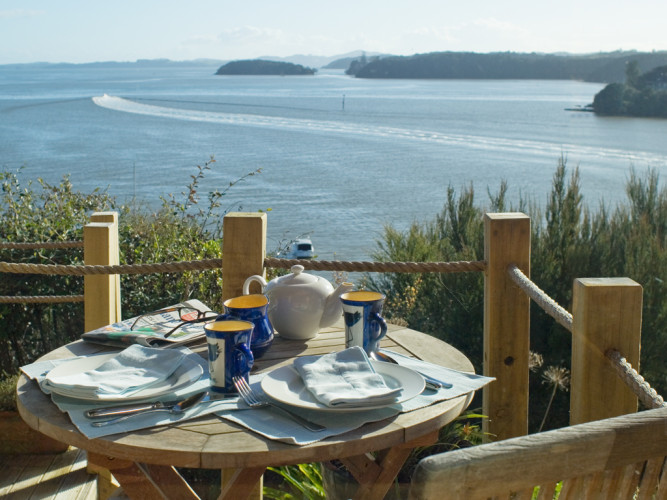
(222, 212), (267, 302)
(484, 213), (531, 440)
(84, 212), (123, 495)
(84, 212), (121, 331)
(571, 278), (641, 424)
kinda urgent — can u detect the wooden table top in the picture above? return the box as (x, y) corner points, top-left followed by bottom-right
(17, 320), (474, 470)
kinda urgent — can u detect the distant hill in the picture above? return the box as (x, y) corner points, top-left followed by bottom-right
(350, 51), (667, 83)
(0, 59), (227, 69)
(323, 52), (389, 69)
(215, 60), (316, 76)
(259, 50), (375, 68)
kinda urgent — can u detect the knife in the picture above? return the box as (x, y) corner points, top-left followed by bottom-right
(85, 390), (207, 421)
(371, 350), (453, 390)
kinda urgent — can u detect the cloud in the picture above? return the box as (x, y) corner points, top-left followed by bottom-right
(394, 18), (536, 54)
(0, 9), (45, 20)
(472, 17), (526, 33)
(182, 25), (366, 59)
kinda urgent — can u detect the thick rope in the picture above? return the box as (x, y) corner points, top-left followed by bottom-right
(0, 295), (84, 304)
(0, 259), (223, 276)
(606, 349), (666, 409)
(264, 257), (486, 273)
(0, 257), (485, 276)
(0, 241), (83, 249)
(507, 263), (574, 331)
(507, 263), (665, 407)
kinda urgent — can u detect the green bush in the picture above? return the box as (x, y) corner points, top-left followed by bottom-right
(0, 158), (260, 375)
(372, 158), (667, 431)
(0, 169), (115, 371)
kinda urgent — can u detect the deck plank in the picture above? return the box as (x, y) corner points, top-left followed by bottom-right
(0, 448), (98, 500)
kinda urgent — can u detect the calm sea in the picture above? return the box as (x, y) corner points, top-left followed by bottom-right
(2, 62), (667, 260)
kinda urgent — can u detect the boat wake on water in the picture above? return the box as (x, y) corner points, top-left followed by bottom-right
(92, 95), (665, 165)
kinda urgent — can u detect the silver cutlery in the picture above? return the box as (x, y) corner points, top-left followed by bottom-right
(88, 390), (207, 427)
(232, 376), (326, 432)
(370, 351), (452, 390)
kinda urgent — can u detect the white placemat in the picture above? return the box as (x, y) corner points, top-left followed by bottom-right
(22, 349), (494, 444)
(22, 350), (240, 439)
(215, 352), (494, 445)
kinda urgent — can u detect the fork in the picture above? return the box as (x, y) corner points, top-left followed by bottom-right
(232, 376), (326, 432)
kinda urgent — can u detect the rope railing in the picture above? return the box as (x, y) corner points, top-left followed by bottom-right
(264, 257), (486, 274)
(0, 257), (485, 304)
(0, 259), (223, 276)
(0, 258), (224, 304)
(507, 264), (573, 331)
(506, 263), (665, 410)
(0, 240), (83, 250)
(606, 349), (666, 409)
(0, 295), (84, 304)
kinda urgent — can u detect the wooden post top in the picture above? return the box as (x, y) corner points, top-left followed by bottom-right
(484, 212), (529, 220)
(224, 212), (268, 221)
(575, 277), (642, 287)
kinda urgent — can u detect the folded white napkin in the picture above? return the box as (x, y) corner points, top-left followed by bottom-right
(42, 345), (187, 399)
(293, 346), (402, 407)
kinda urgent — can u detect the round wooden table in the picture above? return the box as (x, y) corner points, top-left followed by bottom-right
(17, 320), (474, 500)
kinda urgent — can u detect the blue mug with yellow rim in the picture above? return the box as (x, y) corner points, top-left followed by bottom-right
(216, 294), (274, 358)
(340, 290), (388, 355)
(204, 320), (254, 394)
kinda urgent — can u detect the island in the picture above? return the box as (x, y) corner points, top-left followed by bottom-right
(215, 60), (316, 76)
(344, 50), (667, 83)
(593, 62), (667, 118)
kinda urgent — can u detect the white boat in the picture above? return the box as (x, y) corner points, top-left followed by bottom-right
(290, 238), (315, 259)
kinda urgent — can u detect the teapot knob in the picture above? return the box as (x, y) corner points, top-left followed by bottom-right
(291, 265), (304, 275)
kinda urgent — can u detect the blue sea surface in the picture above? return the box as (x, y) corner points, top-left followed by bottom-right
(2, 62), (667, 260)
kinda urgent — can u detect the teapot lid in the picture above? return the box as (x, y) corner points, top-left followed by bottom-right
(274, 265), (318, 286)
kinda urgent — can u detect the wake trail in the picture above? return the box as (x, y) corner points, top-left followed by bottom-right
(92, 95), (667, 165)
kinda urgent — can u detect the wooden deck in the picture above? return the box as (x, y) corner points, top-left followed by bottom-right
(0, 447), (100, 499)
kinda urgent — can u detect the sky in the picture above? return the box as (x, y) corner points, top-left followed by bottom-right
(1, 1), (666, 64)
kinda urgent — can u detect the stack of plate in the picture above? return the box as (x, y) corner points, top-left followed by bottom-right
(44, 353), (203, 402)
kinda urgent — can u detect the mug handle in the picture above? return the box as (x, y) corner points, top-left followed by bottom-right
(370, 312), (388, 341)
(243, 275), (267, 295)
(234, 342), (255, 376)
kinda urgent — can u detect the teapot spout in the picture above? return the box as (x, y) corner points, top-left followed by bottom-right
(320, 282), (355, 329)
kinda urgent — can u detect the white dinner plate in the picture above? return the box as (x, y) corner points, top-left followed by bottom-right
(260, 360), (425, 412)
(45, 352), (203, 401)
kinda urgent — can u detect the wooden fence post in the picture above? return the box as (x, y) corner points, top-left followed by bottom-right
(222, 212), (267, 302)
(84, 212), (121, 332)
(484, 213), (531, 440)
(221, 212), (267, 500)
(84, 212), (122, 500)
(571, 278), (641, 424)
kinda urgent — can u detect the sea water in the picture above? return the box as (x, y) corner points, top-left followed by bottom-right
(2, 62), (667, 260)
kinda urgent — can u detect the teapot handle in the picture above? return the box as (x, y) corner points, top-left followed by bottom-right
(243, 275), (267, 295)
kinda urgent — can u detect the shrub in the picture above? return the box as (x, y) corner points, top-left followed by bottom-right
(373, 158), (667, 431)
(0, 158), (259, 375)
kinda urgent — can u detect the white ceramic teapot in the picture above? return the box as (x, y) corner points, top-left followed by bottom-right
(243, 265), (354, 340)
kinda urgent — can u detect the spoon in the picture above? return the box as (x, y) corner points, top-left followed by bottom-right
(370, 351), (452, 390)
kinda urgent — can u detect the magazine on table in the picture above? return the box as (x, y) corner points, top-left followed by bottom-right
(81, 299), (218, 348)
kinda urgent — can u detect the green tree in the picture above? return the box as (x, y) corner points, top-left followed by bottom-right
(625, 60), (642, 89)
(374, 160), (667, 431)
(593, 82), (626, 115)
